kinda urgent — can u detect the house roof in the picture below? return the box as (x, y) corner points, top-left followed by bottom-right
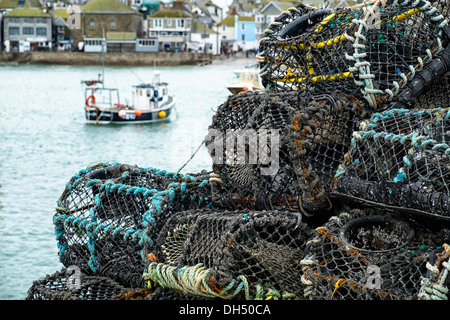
(106, 31), (136, 40)
(0, 0), (20, 8)
(191, 20), (216, 34)
(5, 7), (50, 17)
(0, 0), (40, 9)
(149, 9), (189, 18)
(258, 1), (297, 15)
(81, 0), (137, 14)
(238, 16), (254, 22)
(217, 15), (234, 27)
(52, 7), (71, 19)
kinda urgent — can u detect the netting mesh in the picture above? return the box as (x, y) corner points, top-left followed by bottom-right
(28, 0), (450, 301)
(301, 208), (450, 300)
(333, 106), (450, 220)
(53, 162), (213, 288)
(26, 268), (131, 300)
(257, 0), (450, 110)
(206, 91), (368, 216)
(145, 209), (313, 299)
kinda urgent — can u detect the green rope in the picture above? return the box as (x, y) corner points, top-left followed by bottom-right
(143, 262), (299, 300)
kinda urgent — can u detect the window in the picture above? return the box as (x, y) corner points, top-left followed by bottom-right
(23, 27), (34, 35)
(154, 19), (163, 28)
(167, 19), (171, 27)
(241, 34), (245, 41)
(36, 17), (46, 23)
(139, 39), (155, 46)
(10, 17), (20, 23)
(110, 19), (116, 30)
(176, 19), (185, 28)
(36, 27), (47, 36)
(9, 27), (20, 35)
(89, 19), (95, 30)
(23, 17), (33, 23)
(222, 24), (226, 31)
(241, 22), (245, 31)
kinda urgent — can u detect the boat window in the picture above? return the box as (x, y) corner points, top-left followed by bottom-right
(140, 90), (143, 96)
(146, 90), (151, 97)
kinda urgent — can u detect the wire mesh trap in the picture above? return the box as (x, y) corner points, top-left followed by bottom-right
(257, 0), (450, 110)
(144, 209), (313, 299)
(27, 0), (450, 301)
(26, 268), (135, 300)
(301, 208), (450, 300)
(53, 162), (214, 288)
(206, 90), (368, 217)
(332, 107), (450, 223)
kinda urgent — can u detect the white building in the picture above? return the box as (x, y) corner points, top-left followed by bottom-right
(3, 7), (52, 52)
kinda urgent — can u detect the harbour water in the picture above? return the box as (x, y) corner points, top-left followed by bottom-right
(0, 57), (245, 299)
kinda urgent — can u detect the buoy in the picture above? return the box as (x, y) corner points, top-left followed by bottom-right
(86, 95), (96, 107)
(243, 86), (249, 91)
(118, 110), (126, 118)
(158, 111), (166, 118)
(135, 110), (142, 117)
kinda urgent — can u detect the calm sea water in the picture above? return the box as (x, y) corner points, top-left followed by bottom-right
(0, 58), (244, 299)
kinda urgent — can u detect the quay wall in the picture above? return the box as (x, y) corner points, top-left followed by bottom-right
(0, 51), (214, 66)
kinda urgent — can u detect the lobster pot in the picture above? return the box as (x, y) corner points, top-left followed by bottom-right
(206, 90), (367, 216)
(257, 0), (449, 109)
(145, 209), (313, 299)
(26, 268), (131, 300)
(301, 208), (449, 300)
(333, 107), (450, 223)
(413, 74), (450, 109)
(54, 162), (213, 288)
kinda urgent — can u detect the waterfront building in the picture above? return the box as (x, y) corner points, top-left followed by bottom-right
(234, 15), (255, 52)
(191, 0), (223, 27)
(217, 13), (235, 53)
(3, 6), (52, 52)
(190, 19), (220, 54)
(147, 1), (191, 52)
(51, 5), (75, 51)
(255, 1), (297, 42)
(71, 0), (144, 52)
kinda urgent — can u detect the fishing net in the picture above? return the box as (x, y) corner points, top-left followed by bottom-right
(144, 209), (313, 299)
(53, 162), (213, 288)
(26, 268), (133, 300)
(257, 0), (450, 110)
(27, 0), (450, 301)
(206, 90), (368, 217)
(301, 207), (450, 300)
(332, 106), (450, 222)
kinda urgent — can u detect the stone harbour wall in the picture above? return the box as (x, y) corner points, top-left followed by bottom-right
(0, 51), (214, 66)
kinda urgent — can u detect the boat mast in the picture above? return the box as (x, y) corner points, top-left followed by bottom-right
(100, 27), (105, 88)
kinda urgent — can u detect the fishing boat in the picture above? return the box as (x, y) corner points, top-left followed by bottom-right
(227, 68), (263, 94)
(82, 70), (176, 124)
